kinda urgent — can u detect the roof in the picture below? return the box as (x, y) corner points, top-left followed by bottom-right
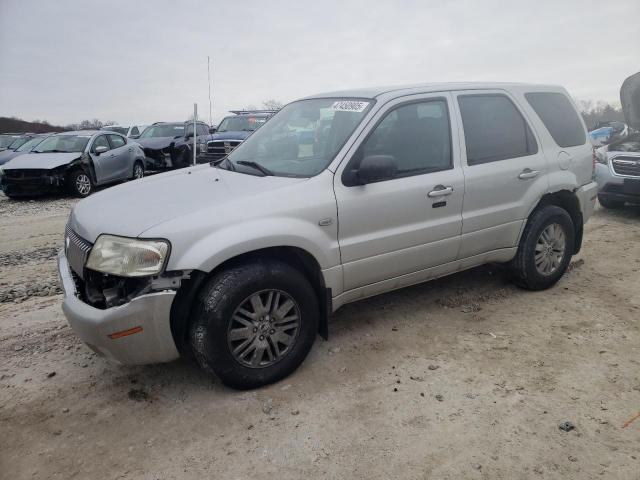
(302, 82), (565, 101)
(54, 130), (101, 135)
(152, 121), (208, 126)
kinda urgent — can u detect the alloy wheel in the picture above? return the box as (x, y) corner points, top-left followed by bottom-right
(76, 174), (91, 195)
(534, 223), (566, 276)
(134, 164), (144, 179)
(227, 289), (301, 368)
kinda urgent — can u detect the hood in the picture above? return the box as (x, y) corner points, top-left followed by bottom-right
(133, 136), (176, 150)
(0, 149), (22, 166)
(69, 164), (305, 242)
(2, 152), (81, 170)
(208, 131), (251, 142)
(621, 72), (640, 130)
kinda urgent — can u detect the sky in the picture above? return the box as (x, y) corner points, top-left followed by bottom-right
(0, 0), (638, 127)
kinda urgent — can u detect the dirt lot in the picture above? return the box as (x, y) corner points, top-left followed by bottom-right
(0, 192), (639, 480)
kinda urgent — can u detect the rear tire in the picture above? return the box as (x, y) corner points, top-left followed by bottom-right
(67, 169), (92, 197)
(189, 259), (319, 390)
(598, 194), (624, 209)
(510, 205), (575, 290)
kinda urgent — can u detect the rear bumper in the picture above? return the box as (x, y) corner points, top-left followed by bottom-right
(58, 251), (180, 365)
(576, 181), (598, 221)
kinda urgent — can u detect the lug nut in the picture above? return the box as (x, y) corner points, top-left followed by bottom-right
(270, 329), (275, 334)
(259, 335), (265, 341)
(253, 327), (258, 333)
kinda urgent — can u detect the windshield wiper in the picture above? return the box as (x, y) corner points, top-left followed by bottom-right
(236, 160), (273, 176)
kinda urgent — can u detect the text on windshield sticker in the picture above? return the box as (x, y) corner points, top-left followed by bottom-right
(331, 101), (369, 113)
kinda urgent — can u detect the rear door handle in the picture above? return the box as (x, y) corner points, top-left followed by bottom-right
(428, 185), (453, 197)
(518, 168), (540, 180)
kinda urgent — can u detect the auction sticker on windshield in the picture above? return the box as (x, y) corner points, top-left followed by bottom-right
(331, 100), (370, 112)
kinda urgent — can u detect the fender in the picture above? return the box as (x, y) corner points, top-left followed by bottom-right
(77, 153), (97, 184)
(168, 216), (340, 274)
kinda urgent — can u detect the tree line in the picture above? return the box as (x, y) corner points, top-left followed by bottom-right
(1, 99), (629, 134)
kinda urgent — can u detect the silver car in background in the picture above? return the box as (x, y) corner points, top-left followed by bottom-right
(0, 130), (146, 198)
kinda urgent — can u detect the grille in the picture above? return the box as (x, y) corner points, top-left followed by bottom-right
(206, 140), (241, 160)
(611, 156), (640, 177)
(4, 169), (49, 179)
(65, 224), (93, 279)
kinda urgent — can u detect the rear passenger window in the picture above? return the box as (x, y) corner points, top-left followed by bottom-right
(357, 99), (452, 177)
(525, 92), (586, 147)
(458, 94), (537, 165)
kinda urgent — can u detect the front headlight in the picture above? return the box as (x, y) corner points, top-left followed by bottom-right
(86, 235), (170, 277)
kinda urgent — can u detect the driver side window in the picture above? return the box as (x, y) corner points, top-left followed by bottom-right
(357, 99), (452, 177)
(92, 135), (110, 153)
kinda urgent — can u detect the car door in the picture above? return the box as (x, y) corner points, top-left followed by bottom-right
(451, 90), (549, 258)
(89, 134), (112, 184)
(106, 134), (132, 181)
(334, 93), (464, 291)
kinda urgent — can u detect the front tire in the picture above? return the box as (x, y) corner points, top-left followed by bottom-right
(510, 205), (575, 290)
(132, 161), (145, 180)
(189, 260), (319, 390)
(67, 169), (92, 197)
(598, 194), (624, 209)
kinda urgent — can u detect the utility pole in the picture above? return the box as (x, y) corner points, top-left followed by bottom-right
(193, 103), (198, 166)
(207, 56), (213, 127)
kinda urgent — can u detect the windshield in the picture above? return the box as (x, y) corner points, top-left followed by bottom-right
(139, 124), (185, 138)
(102, 126), (128, 135)
(225, 99), (373, 177)
(8, 137), (30, 150)
(33, 134), (91, 153)
(16, 136), (45, 152)
(217, 116), (268, 133)
(0, 136), (19, 148)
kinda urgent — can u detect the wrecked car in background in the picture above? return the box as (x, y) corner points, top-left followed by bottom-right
(101, 124), (149, 139)
(0, 134), (51, 166)
(135, 121), (209, 170)
(589, 121), (629, 146)
(204, 110), (275, 162)
(594, 71), (640, 208)
(0, 130), (146, 198)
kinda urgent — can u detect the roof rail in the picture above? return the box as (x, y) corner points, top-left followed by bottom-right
(228, 110), (278, 115)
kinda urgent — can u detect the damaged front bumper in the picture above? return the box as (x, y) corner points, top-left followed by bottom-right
(0, 168), (66, 196)
(58, 250), (180, 365)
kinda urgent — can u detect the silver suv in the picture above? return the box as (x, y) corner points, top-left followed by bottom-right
(58, 83), (598, 389)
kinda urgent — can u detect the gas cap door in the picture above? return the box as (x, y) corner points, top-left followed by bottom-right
(557, 151), (572, 170)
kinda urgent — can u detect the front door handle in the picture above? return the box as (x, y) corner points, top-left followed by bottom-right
(428, 185), (453, 198)
(518, 168), (540, 180)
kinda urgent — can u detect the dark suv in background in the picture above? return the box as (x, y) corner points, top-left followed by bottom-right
(135, 121), (210, 170)
(205, 110), (275, 162)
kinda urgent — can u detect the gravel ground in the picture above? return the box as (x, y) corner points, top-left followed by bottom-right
(0, 191), (639, 480)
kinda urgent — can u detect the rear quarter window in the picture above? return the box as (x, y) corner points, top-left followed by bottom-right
(525, 92), (586, 148)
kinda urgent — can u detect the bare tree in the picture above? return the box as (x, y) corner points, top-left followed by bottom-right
(262, 99), (283, 111)
(577, 100), (625, 129)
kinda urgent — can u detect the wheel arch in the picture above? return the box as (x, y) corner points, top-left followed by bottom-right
(526, 189), (583, 254)
(170, 245), (331, 352)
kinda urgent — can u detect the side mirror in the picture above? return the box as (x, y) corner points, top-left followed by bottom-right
(129, 134), (139, 139)
(94, 145), (108, 155)
(185, 131), (194, 139)
(209, 127), (217, 134)
(351, 155), (397, 185)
